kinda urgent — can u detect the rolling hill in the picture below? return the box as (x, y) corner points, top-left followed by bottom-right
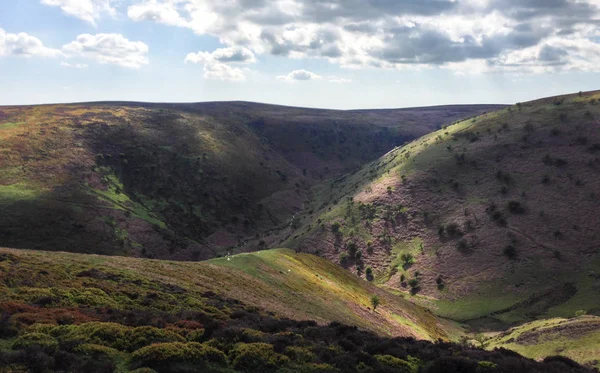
(0, 247), (594, 373)
(271, 91), (600, 331)
(0, 102), (499, 260)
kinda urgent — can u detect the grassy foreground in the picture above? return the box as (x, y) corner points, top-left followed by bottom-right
(0, 248), (594, 373)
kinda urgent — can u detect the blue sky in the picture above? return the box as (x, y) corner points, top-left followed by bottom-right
(1, 0), (600, 109)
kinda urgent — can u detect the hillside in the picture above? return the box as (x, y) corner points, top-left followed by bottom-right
(0, 102), (498, 260)
(0, 248), (451, 341)
(0, 247), (594, 373)
(487, 316), (600, 369)
(272, 91), (600, 330)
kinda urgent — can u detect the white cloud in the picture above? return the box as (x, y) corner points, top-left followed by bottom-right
(0, 28), (62, 58)
(61, 62), (88, 69)
(277, 69), (322, 81)
(203, 62), (247, 81)
(62, 34), (149, 68)
(127, 0), (600, 74)
(41, 0), (116, 25)
(127, 0), (189, 27)
(185, 46), (256, 81)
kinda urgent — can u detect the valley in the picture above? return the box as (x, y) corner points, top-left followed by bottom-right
(0, 93), (599, 371)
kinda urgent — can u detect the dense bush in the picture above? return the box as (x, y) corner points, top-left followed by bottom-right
(230, 342), (290, 372)
(127, 326), (186, 351)
(12, 332), (59, 353)
(374, 354), (417, 373)
(131, 342), (227, 372)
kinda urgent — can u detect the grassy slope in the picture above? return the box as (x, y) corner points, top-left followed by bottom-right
(0, 247), (456, 341)
(0, 102), (497, 261)
(1, 248), (590, 373)
(273, 91), (600, 329)
(487, 316), (600, 369)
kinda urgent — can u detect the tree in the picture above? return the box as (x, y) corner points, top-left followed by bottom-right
(370, 295), (380, 311)
(474, 333), (489, 349)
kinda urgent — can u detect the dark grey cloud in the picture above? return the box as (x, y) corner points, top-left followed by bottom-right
(538, 45), (569, 63)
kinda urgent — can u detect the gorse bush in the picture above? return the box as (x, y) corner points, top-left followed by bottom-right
(230, 342), (290, 372)
(374, 354), (418, 373)
(131, 342), (227, 372)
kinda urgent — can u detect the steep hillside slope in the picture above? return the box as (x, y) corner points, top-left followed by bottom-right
(0, 102), (498, 260)
(0, 248), (452, 340)
(0, 247), (594, 373)
(274, 91), (600, 329)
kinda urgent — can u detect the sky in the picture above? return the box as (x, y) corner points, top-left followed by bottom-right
(1, 0), (600, 109)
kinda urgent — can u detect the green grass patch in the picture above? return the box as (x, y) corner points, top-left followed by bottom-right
(0, 183), (42, 203)
(0, 122), (24, 130)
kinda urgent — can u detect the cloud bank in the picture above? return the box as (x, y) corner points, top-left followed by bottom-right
(125, 0), (600, 73)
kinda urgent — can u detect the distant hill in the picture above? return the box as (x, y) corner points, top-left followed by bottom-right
(271, 91), (600, 330)
(0, 101), (498, 259)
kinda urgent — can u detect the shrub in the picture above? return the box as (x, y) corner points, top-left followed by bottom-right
(284, 346), (316, 363)
(425, 356), (478, 373)
(131, 342), (227, 372)
(400, 253), (415, 267)
(445, 223), (463, 238)
(374, 355), (416, 373)
(12, 333), (59, 353)
(507, 201), (525, 214)
(370, 296), (380, 311)
(365, 267), (374, 282)
(73, 322), (129, 349)
(230, 343), (289, 373)
(339, 252), (350, 265)
(74, 343), (121, 362)
(331, 223), (341, 233)
(278, 363), (339, 373)
(347, 242), (358, 257)
(408, 279), (420, 295)
(477, 361), (497, 372)
(126, 326), (186, 351)
(355, 250), (362, 261)
(436, 276), (445, 290)
(503, 245), (517, 259)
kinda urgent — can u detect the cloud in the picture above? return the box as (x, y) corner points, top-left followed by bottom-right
(185, 46), (256, 81)
(127, 0), (600, 74)
(0, 28), (62, 58)
(277, 69), (322, 81)
(185, 46), (256, 64)
(202, 62), (247, 81)
(62, 34), (149, 68)
(61, 62), (88, 68)
(127, 0), (189, 27)
(41, 0), (116, 25)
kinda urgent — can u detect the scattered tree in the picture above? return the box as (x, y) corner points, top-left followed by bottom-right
(370, 295), (380, 311)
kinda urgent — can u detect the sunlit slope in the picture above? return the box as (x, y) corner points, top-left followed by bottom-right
(0, 102), (497, 260)
(273, 91), (600, 328)
(487, 316), (600, 370)
(0, 247), (455, 341)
